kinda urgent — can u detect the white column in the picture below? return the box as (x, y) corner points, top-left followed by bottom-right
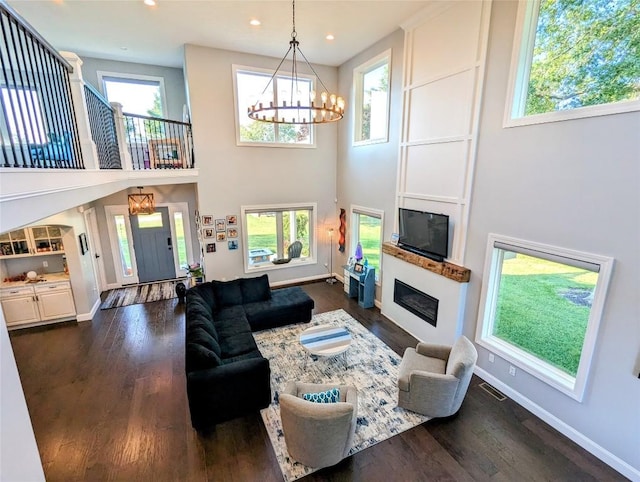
(59, 51), (99, 170)
(110, 102), (133, 171)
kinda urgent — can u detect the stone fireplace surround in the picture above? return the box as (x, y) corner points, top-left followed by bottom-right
(381, 243), (470, 346)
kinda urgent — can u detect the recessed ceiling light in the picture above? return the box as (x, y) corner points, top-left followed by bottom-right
(144, 0), (156, 6)
(250, 19), (261, 26)
(326, 34), (335, 40)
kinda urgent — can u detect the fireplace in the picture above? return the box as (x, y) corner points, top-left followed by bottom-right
(393, 279), (439, 327)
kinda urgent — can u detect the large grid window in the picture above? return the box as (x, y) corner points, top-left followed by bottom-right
(99, 72), (166, 117)
(233, 66), (314, 146)
(353, 50), (391, 145)
(351, 206), (384, 282)
(505, 0), (639, 125)
(476, 234), (613, 401)
(241, 203), (316, 271)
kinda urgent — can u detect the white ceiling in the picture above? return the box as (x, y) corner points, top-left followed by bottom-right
(7, 1), (430, 68)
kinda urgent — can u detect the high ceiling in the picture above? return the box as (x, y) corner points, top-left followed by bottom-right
(7, 1), (431, 68)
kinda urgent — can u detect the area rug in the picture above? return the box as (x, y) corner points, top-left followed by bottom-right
(99, 279), (184, 309)
(254, 309), (429, 482)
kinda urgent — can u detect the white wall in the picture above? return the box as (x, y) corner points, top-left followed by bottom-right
(183, 44), (338, 284)
(464, 1), (640, 475)
(336, 29), (405, 293)
(80, 56), (187, 121)
(0, 314), (45, 482)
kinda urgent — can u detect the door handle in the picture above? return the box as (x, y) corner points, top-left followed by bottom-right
(167, 237), (172, 247)
(95, 253), (100, 259)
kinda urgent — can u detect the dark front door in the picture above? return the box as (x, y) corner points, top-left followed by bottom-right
(130, 207), (176, 283)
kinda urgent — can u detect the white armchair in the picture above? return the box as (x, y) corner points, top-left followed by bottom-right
(397, 336), (477, 418)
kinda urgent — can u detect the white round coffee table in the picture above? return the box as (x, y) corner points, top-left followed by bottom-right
(299, 324), (352, 369)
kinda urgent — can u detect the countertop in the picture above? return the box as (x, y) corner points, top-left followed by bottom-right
(1, 272), (70, 289)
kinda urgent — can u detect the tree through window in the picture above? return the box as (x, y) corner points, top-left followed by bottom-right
(508, 0), (639, 120)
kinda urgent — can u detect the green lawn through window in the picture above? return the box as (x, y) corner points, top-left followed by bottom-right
(494, 254), (597, 376)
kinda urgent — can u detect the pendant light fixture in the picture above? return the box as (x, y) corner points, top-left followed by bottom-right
(247, 0), (345, 125)
(128, 186), (155, 215)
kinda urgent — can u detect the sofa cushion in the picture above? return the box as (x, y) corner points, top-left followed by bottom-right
(219, 332), (260, 359)
(302, 387), (340, 403)
(241, 274), (272, 304)
(188, 319), (218, 341)
(214, 316), (252, 339)
(189, 326), (222, 356)
(244, 286), (314, 331)
(213, 279), (243, 307)
(214, 305), (248, 322)
(186, 343), (222, 371)
(187, 282), (217, 314)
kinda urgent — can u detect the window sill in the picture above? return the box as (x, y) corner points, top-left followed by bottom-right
(476, 335), (583, 401)
(244, 257), (316, 274)
(504, 98), (640, 128)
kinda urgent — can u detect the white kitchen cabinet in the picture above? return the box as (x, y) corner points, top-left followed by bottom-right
(0, 281), (76, 328)
(0, 225), (65, 258)
(34, 282), (76, 321)
(0, 287), (40, 326)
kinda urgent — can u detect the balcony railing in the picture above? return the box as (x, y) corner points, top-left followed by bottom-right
(124, 113), (194, 170)
(84, 83), (121, 169)
(0, 3), (194, 172)
(0, 2), (83, 169)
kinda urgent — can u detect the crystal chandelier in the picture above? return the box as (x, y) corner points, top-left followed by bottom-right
(247, 0), (345, 125)
(128, 187), (155, 215)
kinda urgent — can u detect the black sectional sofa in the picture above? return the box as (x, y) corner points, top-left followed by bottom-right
(185, 274), (314, 430)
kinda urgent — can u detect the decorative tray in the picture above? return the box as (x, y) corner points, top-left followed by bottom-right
(272, 258), (292, 265)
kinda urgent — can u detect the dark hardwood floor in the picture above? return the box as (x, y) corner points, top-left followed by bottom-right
(9, 281), (625, 481)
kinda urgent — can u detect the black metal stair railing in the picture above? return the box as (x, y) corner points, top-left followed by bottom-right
(84, 83), (121, 169)
(123, 113), (194, 170)
(0, 2), (83, 169)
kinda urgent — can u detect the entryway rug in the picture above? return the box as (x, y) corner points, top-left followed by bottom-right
(99, 279), (185, 309)
(254, 309), (429, 482)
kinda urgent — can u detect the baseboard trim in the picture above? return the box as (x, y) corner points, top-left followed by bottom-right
(76, 297), (101, 322)
(474, 366), (640, 481)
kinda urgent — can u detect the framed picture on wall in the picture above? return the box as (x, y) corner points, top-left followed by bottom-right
(206, 243), (216, 253)
(203, 228), (214, 238)
(202, 215), (213, 226)
(226, 215), (237, 226)
(78, 233), (89, 255)
(215, 219), (226, 232)
(228, 240), (238, 250)
(227, 228), (238, 238)
(216, 232), (226, 242)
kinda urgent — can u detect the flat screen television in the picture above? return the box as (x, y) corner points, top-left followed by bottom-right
(398, 208), (449, 262)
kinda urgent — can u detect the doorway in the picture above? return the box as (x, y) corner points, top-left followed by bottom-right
(129, 207), (176, 283)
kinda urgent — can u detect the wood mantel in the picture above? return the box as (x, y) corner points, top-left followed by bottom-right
(382, 242), (471, 283)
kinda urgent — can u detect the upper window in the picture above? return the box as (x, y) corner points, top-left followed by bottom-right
(98, 72), (166, 117)
(476, 234), (614, 401)
(353, 50), (391, 145)
(233, 66), (314, 147)
(351, 206), (384, 282)
(1, 87), (47, 144)
(241, 203), (317, 272)
(505, 0), (639, 126)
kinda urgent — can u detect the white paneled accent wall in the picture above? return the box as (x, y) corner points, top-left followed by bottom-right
(397, 1), (492, 264)
(382, 1), (491, 345)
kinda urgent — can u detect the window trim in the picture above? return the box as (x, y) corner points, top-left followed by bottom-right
(353, 49), (391, 146)
(350, 205), (384, 284)
(232, 65), (316, 148)
(241, 202), (317, 273)
(97, 71), (167, 118)
(475, 233), (614, 401)
(503, 0), (640, 128)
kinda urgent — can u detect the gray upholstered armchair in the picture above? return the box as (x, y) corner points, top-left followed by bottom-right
(279, 381), (357, 468)
(397, 336), (477, 418)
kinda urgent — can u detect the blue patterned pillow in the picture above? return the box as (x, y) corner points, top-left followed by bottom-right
(302, 387), (340, 403)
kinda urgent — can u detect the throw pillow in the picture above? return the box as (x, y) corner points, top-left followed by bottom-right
(241, 274), (272, 303)
(302, 387), (340, 403)
(213, 279), (243, 307)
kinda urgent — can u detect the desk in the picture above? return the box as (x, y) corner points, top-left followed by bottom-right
(342, 265), (375, 309)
